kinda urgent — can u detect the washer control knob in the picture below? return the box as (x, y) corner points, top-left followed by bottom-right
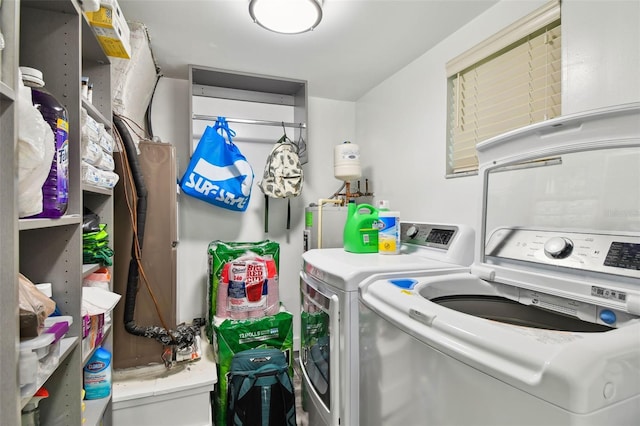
(406, 225), (419, 239)
(544, 237), (574, 259)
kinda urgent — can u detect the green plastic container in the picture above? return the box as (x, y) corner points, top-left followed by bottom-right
(343, 201), (379, 253)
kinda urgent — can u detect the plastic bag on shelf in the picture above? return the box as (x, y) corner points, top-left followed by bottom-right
(97, 124), (114, 153)
(81, 161), (119, 188)
(17, 70), (55, 217)
(82, 267), (111, 291)
(94, 149), (115, 171)
(81, 160), (101, 186)
(82, 210), (101, 233)
(98, 168), (119, 188)
(81, 138), (102, 166)
(19, 273), (56, 338)
(81, 108), (100, 145)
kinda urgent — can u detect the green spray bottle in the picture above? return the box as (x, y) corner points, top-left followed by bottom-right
(343, 200), (379, 253)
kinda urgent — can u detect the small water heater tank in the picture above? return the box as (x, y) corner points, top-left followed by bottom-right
(334, 141), (361, 181)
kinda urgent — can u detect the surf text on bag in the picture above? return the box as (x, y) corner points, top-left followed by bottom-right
(183, 172), (249, 210)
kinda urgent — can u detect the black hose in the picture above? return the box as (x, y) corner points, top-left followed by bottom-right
(114, 114), (202, 348)
(113, 114), (157, 340)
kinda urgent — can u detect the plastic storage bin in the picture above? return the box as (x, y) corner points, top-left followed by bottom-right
(20, 333), (59, 389)
(19, 320), (70, 397)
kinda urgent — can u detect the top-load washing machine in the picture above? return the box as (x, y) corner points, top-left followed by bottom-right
(299, 222), (475, 426)
(358, 103), (640, 426)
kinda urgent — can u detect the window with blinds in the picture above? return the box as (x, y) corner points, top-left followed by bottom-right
(446, 1), (561, 176)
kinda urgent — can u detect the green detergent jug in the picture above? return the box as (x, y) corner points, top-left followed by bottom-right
(343, 201), (379, 253)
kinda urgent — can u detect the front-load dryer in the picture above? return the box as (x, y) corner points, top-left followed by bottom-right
(299, 222), (475, 426)
(359, 103), (640, 426)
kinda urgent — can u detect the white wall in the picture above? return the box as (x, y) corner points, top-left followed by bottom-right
(355, 0), (640, 230)
(150, 80), (355, 345)
(561, 0), (640, 114)
(355, 0), (548, 229)
(148, 0), (639, 345)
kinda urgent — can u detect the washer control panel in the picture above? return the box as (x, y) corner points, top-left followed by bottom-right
(400, 222), (459, 250)
(485, 228), (640, 279)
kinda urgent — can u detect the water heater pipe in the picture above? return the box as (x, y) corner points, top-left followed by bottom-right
(317, 198), (343, 248)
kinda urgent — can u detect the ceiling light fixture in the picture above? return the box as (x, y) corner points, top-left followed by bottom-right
(249, 0), (323, 34)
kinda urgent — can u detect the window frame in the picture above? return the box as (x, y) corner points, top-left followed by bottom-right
(445, 0), (561, 178)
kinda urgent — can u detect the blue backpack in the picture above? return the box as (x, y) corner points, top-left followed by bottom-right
(226, 348), (296, 426)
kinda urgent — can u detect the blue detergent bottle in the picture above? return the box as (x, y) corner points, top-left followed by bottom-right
(21, 67), (69, 218)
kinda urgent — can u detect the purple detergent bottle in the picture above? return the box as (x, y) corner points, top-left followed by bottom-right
(21, 66), (69, 218)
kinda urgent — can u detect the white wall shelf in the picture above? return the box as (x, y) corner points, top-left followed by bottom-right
(189, 65), (309, 163)
(19, 216), (83, 230)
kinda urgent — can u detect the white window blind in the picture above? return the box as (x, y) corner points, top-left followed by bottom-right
(446, 1), (561, 175)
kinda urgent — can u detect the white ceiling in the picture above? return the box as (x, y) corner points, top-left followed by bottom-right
(117, 0), (498, 101)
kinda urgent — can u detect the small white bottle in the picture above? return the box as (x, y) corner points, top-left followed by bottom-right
(81, 76), (89, 100)
(87, 83), (93, 104)
(377, 200), (401, 255)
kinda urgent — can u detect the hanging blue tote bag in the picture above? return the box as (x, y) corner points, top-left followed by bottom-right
(180, 118), (254, 212)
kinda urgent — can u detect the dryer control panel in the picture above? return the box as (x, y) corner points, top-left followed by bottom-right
(485, 228), (640, 279)
(401, 223), (459, 249)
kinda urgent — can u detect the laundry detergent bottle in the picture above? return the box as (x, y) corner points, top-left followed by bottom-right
(21, 66), (69, 218)
(343, 200), (379, 253)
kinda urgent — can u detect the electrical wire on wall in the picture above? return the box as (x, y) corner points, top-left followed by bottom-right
(144, 73), (162, 139)
(113, 113), (202, 367)
(138, 21), (163, 140)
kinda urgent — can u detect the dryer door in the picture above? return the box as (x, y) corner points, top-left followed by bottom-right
(299, 275), (335, 412)
(299, 271), (343, 426)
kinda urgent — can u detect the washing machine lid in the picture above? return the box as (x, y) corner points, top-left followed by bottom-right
(359, 270), (640, 415)
(471, 103), (640, 317)
(302, 248), (467, 292)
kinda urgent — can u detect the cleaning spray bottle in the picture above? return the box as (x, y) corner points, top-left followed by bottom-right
(83, 347), (112, 400)
(343, 200), (379, 253)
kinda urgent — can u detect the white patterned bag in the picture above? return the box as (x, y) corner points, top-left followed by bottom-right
(257, 135), (304, 232)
